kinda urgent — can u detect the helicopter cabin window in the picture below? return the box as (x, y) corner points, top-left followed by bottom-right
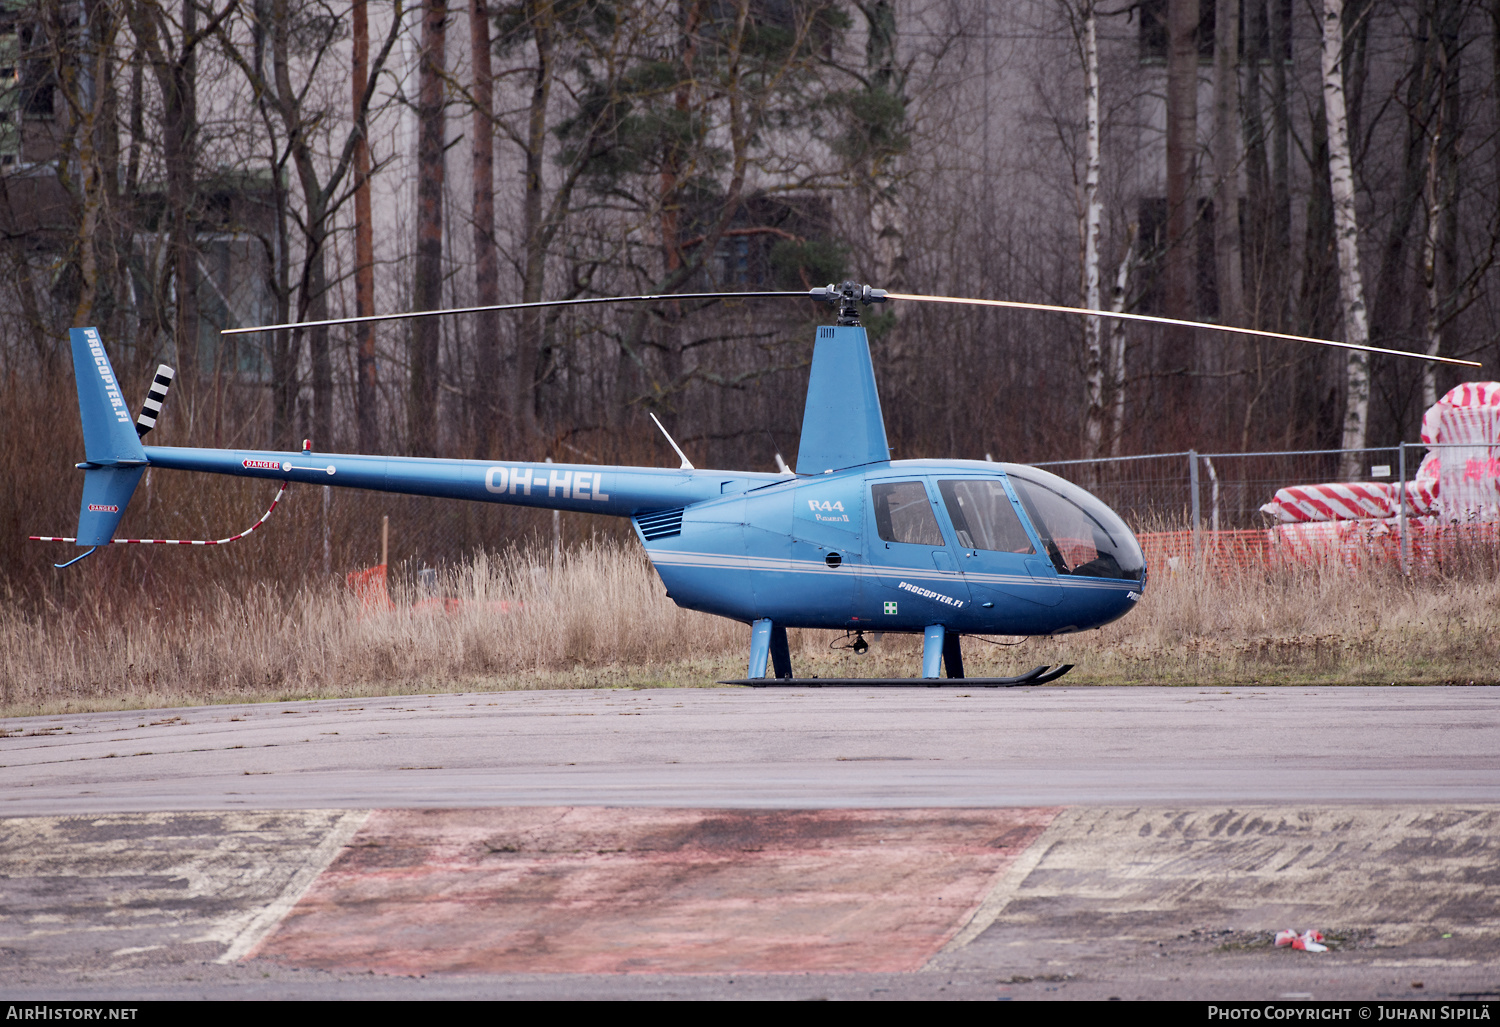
(1005, 472), (1146, 582)
(938, 479), (1033, 554)
(871, 481), (945, 547)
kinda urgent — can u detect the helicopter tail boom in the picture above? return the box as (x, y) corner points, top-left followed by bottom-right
(138, 445), (783, 520)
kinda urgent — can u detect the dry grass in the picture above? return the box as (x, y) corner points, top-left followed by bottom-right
(2, 541), (1498, 718)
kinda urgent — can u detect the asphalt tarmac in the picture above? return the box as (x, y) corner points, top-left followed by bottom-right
(3, 686), (1499, 1001)
(4, 686), (1500, 811)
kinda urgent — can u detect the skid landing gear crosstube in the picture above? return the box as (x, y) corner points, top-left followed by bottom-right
(720, 664), (1075, 688)
(720, 619), (1074, 687)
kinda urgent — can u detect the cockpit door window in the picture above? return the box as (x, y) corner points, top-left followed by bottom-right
(871, 480), (945, 547)
(937, 479), (1034, 554)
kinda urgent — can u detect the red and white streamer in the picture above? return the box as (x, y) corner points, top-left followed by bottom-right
(31, 483), (287, 545)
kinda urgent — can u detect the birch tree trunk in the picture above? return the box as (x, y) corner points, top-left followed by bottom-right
(1420, 91), (1444, 412)
(1421, 2), (1461, 413)
(865, 0), (904, 288)
(1321, 0), (1372, 478)
(1081, 1), (1105, 465)
(1109, 223), (1139, 458)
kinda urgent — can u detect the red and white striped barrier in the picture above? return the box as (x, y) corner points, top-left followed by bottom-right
(1260, 480), (1441, 523)
(1260, 482), (1397, 522)
(1436, 403), (1500, 524)
(1422, 381), (1500, 444)
(1403, 477), (1439, 516)
(31, 483), (287, 546)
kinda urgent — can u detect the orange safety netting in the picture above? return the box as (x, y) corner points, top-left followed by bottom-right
(346, 563), (395, 611)
(1138, 529), (1272, 576)
(345, 564), (525, 616)
(1138, 521), (1500, 577)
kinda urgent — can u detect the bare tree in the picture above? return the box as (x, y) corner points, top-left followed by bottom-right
(1164, 0), (1199, 325)
(411, 0), (447, 455)
(1108, 222), (1139, 458)
(353, 0), (379, 452)
(515, 0), (554, 440)
(470, 0), (502, 454)
(128, 0), (235, 407)
(1321, 0), (1373, 477)
(1079, 0), (1105, 464)
(216, 0), (405, 448)
(1212, 0), (1244, 334)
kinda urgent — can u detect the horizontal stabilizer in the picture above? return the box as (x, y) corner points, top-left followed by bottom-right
(76, 466), (145, 545)
(795, 326), (889, 474)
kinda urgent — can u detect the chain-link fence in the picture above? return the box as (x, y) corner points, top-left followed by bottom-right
(1033, 444), (1500, 576)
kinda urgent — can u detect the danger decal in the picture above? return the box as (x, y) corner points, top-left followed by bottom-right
(86, 504), (119, 513)
(242, 458), (289, 471)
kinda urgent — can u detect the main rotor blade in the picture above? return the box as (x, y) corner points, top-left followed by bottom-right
(885, 292), (1483, 369)
(219, 290), (812, 336)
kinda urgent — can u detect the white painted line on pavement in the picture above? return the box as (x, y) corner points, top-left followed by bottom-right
(925, 810), (1073, 964)
(216, 809), (370, 964)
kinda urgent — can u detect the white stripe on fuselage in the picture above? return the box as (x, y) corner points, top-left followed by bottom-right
(642, 549), (1140, 590)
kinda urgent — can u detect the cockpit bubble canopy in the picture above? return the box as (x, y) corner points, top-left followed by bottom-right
(1001, 465), (1146, 582)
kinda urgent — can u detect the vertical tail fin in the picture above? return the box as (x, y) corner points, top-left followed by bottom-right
(70, 328), (148, 545)
(795, 325), (889, 474)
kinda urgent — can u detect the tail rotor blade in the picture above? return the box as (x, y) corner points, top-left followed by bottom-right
(136, 364), (175, 437)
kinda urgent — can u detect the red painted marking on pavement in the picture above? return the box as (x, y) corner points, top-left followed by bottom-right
(253, 806), (1057, 975)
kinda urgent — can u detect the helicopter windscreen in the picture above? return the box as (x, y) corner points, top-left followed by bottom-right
(1003, 468), (1145, 581)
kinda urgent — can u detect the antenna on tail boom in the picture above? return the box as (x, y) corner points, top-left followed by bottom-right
(649, 413), (695, 470)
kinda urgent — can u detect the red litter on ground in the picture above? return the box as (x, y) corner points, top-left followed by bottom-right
(1275, 929), (1327, 952)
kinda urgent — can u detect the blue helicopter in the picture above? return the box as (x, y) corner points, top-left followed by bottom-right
(39, 281), (1479, 685)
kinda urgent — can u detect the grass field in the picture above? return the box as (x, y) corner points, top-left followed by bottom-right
(2, 540), (1497, 718)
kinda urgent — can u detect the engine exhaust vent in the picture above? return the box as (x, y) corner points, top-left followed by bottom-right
(634, 508), (684, 542)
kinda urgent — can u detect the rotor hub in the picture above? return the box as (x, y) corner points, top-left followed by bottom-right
(810, 281), (888, 327)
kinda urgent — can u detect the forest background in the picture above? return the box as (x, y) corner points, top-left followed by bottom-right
(1, 0), (1497, 646)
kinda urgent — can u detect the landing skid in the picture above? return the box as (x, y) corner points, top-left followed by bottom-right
(721, 664), (1075, 688)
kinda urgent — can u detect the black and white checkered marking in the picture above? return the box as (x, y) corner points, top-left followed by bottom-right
(135, 364), (175, 437)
